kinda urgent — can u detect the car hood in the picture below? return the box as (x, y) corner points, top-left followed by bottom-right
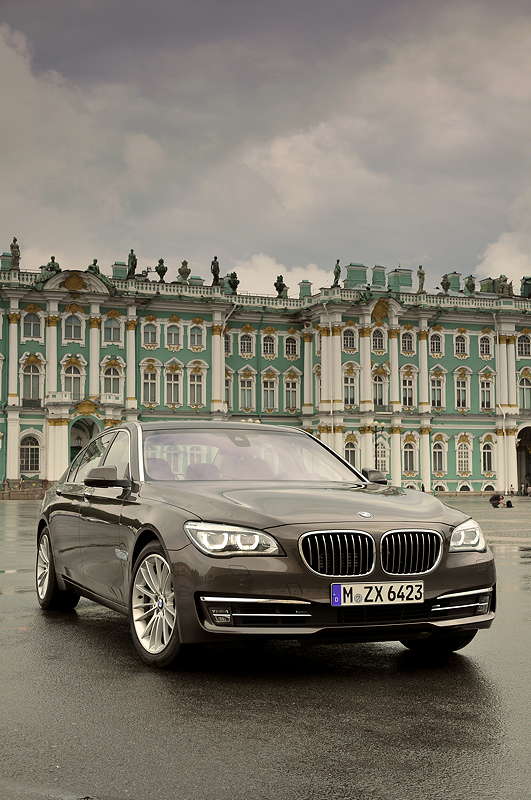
(142, 481), (467, 530)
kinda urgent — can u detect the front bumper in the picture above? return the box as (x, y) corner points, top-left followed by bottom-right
(169, 533), (496, 644)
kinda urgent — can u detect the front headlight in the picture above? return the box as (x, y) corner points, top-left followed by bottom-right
(184, 521), (283, 557)
(449, 518), (486, 552)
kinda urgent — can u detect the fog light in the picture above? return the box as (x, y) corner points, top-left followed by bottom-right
(477, 594), (491, 614)
(210, 606), (233, 625)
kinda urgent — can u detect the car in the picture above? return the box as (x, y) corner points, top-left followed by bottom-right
(36, 421), (496, 667)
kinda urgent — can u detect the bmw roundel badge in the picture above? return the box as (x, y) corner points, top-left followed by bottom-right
(357, 511), (374, 519)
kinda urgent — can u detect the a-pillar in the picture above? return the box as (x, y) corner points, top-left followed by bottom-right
(211, 313), (224, 414)
(388, 326), (400, 413)
(125, 308), (138, 419)
(390, 420), (402, 486)
(88, 304), (101, 399)
(6, 408), (20, 481)
(7, 303), (20, 406)
(359, 318), (373, 413)
(302, 331), (313, 415)
(46, 417), (70, 481)
(418, 322), (430, 413)
(45, 301), (59, 394)
(506, 427), (519, 494)
(506, 334), (518, 411)
(419, 423), (432, 492)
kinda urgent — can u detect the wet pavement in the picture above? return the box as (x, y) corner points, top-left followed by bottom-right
(0, 497), (530, 800)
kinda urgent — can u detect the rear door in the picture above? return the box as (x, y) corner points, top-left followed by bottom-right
(48, 449), (87, 584)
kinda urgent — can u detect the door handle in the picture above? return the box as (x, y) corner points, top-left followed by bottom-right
(56, 488), (63, 496)
(83, 489), (92, 500)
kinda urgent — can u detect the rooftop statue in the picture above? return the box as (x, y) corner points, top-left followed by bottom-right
(465, 275), (476, 294)
(33, 256), (62, 291)
(87, 258), (117, 295)
(178, 260), (191, 283)
(126, 249), (138, 280)
(495, 274), (513, 297)
(440, 274), (450, 294)
(331, 259), (341, 288)
(87, 258), (100, 274)
(211, 256), (220, 286)
(10, 236), (20, 269)
(228, 271), (239, 295)
(155, 258), (167, 283)
(417, 265), (425, 294)
(47, 256), (61, 272)
(274, 274), (288, 298)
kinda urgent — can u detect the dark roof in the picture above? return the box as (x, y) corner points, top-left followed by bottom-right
(134, 420), (305, 433)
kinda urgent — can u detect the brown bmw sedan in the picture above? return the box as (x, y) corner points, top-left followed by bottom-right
(36, 422), (496, 667)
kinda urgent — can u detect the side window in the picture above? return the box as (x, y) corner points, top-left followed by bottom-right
(74, 433), (116, 484)
(66, 449), (87, 483)
(102, 430), (131, 480)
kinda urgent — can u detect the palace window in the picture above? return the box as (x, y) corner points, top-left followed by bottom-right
(457, 442), (471, 473)
(285, 336), (297, 357)
(401, 332), (414, 353)
(166, 371), (180, 405)
(65, 366), (81, 401)
(20, 435), (40, 473)
(403, 442), (415, 473)
(143, 323), (157, 346)
(481, 442), (493, 473)
(344, 442), (357, 468)
(285, 379), (298, 409)
(224, 333), (231, 356)
(23, 364), (40, 400)
(103, 318), (121, 343)
(479, 336), (491, 357)
(375, 440), (387, 473)
(167, 325), (180, 347)
(344, 374), (357, 406)
(373, 375), (385, 408)
(263, 379), (276, 409)
(342, 328), (356, 351)
(432, 442), (445, 473)
(519, 377), (531, 409)
(189, 372), (204, 405)
(263, 335), (275, 356)
(480, 379), (493, 410)
(455, 335), (467, 356)
(189, 326), (203, 349)
(65, 315), (82, 341)
(456, 378), (468, 408)
(225, 376), (233, 409)
(402, 375), (414, 407)
(23, 313), (41, 339)
(103, 367), (120, 395)
(372, 329), (384, 351)
(431, 376), (443, 408)
(430, 333), (442, 354)
(142, 370), (157, 404)
(240, 376), (253, 409)
(518, 335), (531, 357)
(240, 334), (253, 356)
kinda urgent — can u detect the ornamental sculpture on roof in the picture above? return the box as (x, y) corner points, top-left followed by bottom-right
(211, 256), (220, 286)
(331, 259), (341, 288)
(10, 236), (20, 269)
(126, 249), (138, 279)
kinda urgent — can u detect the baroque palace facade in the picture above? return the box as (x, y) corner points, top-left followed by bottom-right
(1, 248), (531, 494)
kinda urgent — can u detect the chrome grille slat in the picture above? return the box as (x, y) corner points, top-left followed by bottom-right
(381, 529), (442, 575)
(300, 531), (375, 577)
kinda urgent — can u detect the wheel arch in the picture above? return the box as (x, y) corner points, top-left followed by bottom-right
(131, 526), (166, 569)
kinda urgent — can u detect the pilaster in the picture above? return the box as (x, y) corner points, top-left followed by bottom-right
(7, 300), (19, 406)
(88, 303), (101, 398)
(6, 408), (20, 480)
(506, 334), (517, 410)
(388, 327), (400, 411)
(419, 423), (432, 492)
(211, 312), (224, 413)
(302, 331), (313, 414)
(45, 300), (59, 394)
(125, 308), (138, 415)
(359, 316), (373, 413)
(390, 420), (402, 486)
(418, 322), (430, 412)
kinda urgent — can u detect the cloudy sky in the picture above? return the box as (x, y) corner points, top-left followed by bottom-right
(2, 0), (531, 294)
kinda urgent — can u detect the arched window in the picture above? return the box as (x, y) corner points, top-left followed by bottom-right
(430, 333), (442, 354)
(166, 370), (180, 405)
(103, 367), (120, 395)
(23, 364), (40, 400)
(65, 365), (81, 400)
(344, 442), (357, 467)
(224, 333), (231, 356)
(455, 335), (467, 356)
(143, 323), (157, 346)
(103, 318), (121, 343)
(483, 484), (495, 492)
(482, 442), (493, 473)
(65, 315), (82, 340)
(373, 375), (385, 408)
(342, 328), (356, 350)
(457, 443), (470, 473)
(167, 325), (180, 347)
(263, 335), (275, 356)
(20, 435), (40, 473)
(459, 484), (471, 492)
(433, 484), (446, 492)
(403, 442), (415, 473)
(23, 313), (41, 339)
(285, 336), (297, 357)
(401, 332), (414, 353)
(190, 326), (203, 348)
(375, 440), (387, 473)
(518, 335), (531, 357)
(432, 442), (445, 473)
(372, 329), (384, 351)
(519, 377), (531, 409)
(479, 336), (491, 357)
(240, 334), (253, 356)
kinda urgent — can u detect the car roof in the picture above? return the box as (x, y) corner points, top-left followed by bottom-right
(135, 420), (305, 434)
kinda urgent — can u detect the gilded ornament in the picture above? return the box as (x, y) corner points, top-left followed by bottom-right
(211, 325), (223, 336)
(106, 309), (121, 319)
(418, 330), (429, 341)
(126, 319), (137, 330)
(61, 274), (87, 292)
(8, 312), (21, 323)
(88, 317), (101, 329)
(74, 400), (98, 415)
(46, 315), (60, 327)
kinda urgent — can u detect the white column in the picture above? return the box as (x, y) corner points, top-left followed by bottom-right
(418, 324), (430, 412)
(507, 334), (517, 411)
(125, 308), (137, 413)
(419, 425), (432, 492)
(360, 423), (374, 469)
(390, 422), (402, 485)
(506, 428), (518, 494)
(45, 301), (58, 394)
(7, 303), (19, 406)
(302, 332), (313, 414)
(211, 314), (224, 413)
(359, 320), (373, 412)
(318, 324), (331, 412)
(388, 327), (400, 412)
(331, 323), (343, 412)
(88, 303), (101, 399)
(495, 424), (506, 492)
(6, 408), (20, 480)
(46, 418), (70, 481)
(496, 335), (508, 408)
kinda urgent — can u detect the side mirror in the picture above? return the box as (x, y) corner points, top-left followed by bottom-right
(362, 468), (388, 485)
(84, 466), (131, 489)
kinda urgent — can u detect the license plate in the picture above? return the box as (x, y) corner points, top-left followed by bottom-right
(331, 581), (424, 607)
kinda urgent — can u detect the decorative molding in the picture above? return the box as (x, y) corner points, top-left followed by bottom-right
(46, 315), (60, 327)
(105, 309), (121, 318)
(61, 274), (87, 292)
(211, 325), (223, 335)
(126, 319), (137, 330)
(47, 418), (69, 426)
(65, 302), (85, 314)
(8, 312), (20, 323)
(88, 317), (101, 329)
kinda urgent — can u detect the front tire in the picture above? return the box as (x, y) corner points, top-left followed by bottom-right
(36, 530), (80, 611)
(400, 630), (478, 654)
(129, 542), (186, 668)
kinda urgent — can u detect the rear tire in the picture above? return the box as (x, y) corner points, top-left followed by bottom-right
(400, 630), (478, 654)
(36, 529), (80, 611)
(129, 542), (188, 668)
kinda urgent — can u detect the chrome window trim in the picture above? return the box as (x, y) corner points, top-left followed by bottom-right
(133, 421), (145, 482)
(100, 427), (133, 481)
(298, 529), (376, 578)
(380, 528), (444, 576)
(438, 586), (492, 599)
(200, 596), (310, 605)
(231, 613), (312, 618)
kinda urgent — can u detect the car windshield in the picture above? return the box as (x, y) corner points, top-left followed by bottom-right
(143, 428), (362, 482)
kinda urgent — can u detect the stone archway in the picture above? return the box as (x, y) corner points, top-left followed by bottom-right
(70, 418), (98, 462)
(517, 426), (531, 495)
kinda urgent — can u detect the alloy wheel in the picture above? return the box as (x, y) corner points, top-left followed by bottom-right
(36, 534), (51, 600)
(132, 554), (176, 654)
